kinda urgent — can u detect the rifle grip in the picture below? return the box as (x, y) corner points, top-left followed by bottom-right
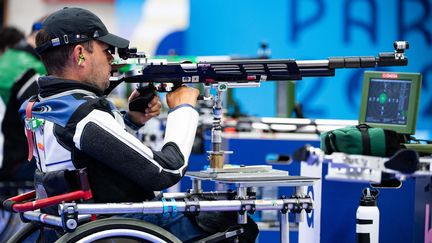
(129, 86), (157, 112)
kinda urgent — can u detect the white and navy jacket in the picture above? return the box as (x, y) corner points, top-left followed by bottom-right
(19, 76), (198, 203)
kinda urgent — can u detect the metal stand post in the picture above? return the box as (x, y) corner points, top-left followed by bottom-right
(280, 211), (290, 243)
(190, 179), (202, 194)
(237, 186), (248, 224)
(295, 186), (306, 223)
(208, 83), (231, 169)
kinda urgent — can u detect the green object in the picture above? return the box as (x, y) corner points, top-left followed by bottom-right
(320, 125), (402, 157)
(154, 55), (199, 63)
(403, 143), (432, 154)
(286, 81), (295, 118)
(27, 118), (44, 131)
(115, 55), (200, 77)
(359, 71), (422, 135)
(0, 49), (46, 103)
(378, 92), (388, 105)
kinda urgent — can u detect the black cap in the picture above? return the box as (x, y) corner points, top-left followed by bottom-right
(359, 188), (379, 206)
(35, 7), (129, 54)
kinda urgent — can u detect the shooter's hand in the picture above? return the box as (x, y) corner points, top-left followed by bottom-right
(127, 89), (162, 125)
(166, 86), (199, 109)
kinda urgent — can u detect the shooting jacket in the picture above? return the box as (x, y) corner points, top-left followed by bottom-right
(19, 76), (198, 203)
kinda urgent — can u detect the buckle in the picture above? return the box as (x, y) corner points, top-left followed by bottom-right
(63, 34), (69, 44)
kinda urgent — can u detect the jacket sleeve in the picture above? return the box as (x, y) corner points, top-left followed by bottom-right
(72, 106), (199, 191)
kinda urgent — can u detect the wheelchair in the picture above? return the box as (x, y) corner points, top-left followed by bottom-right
(3, 168), (315, 243)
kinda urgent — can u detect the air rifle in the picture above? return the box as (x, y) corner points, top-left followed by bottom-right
(108, 41), (409, 94)
(109, 41), (409, 169)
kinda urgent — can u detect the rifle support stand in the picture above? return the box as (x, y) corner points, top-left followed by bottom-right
(208, 83), (233, 169)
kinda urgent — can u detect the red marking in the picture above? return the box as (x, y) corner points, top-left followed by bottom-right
(37, 143), (44, 151)
(382, 73), (398, 79)
(25, 101), (36, 161)
(205, 79), (214, 83)
(247, 75), (256, 81)
(224, 127), (236, 133)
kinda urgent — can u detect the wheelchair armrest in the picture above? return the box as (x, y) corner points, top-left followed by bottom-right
(3, 189), (92, 213)
(4, 168), (93, 213)
(3, 190), (36, 211)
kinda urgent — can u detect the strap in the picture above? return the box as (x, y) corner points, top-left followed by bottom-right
(35, 33), (93, 55)
(25, 101), (36, 161)
(324, 133), (334, 154)
(324, 132), (339, 154)
(357, 124), (371, 155)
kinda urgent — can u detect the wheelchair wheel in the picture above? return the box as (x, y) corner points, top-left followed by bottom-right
(0, 212), (39, 243)
(0, 209), (15, 241)
(6, 222), (40, 243)
(1, 183), (33, 242)
(56, 218), (182, 243)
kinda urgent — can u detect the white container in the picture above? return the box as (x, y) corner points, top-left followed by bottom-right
(356, 188), (380, 243)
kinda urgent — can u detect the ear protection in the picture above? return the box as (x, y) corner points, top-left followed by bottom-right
(78, 53), (85, 65)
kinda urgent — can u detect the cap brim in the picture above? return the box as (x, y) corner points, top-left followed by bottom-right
(97, 33), (129, 49)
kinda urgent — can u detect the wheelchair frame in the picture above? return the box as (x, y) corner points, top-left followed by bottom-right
(3, 171), (316, 243)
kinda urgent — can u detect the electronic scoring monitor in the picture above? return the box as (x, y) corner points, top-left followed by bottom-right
(359, 71), (422, 134)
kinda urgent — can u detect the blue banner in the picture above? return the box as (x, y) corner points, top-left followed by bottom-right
(186, 0), (432, 132)
(117, 0), (432, 134)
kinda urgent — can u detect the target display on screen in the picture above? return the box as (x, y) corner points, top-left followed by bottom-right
(359, 71), (422, 134)
(365, 78), (411, 125)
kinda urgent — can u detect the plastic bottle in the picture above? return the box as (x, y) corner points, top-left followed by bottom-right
(356, 187), (380, 243)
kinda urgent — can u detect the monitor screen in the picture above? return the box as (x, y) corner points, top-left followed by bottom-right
(365, 78), (411, 125)
(359, 71), (422, 134)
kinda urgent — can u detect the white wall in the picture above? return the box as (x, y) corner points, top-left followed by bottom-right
(5, 0), (117, 35)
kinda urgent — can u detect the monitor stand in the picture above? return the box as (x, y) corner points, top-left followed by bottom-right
(403, 143), (432, 154)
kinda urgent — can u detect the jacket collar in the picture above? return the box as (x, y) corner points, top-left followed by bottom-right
(38, 76), (104, 98)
